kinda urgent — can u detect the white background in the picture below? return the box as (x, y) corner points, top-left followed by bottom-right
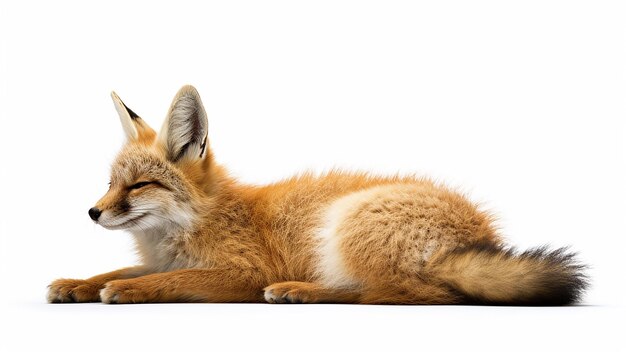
(1, 0), (624, 356)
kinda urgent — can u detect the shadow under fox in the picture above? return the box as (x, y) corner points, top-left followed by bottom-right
(47, 85), (588, 305)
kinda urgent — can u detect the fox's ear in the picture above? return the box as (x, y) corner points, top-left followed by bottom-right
(111, 91), (156, 143)
(158, 85), (208, 162)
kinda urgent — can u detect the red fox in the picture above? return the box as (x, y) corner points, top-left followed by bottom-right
(47, 85), (587, 305)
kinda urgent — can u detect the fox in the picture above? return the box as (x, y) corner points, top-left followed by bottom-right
(47, 85), (587, 305)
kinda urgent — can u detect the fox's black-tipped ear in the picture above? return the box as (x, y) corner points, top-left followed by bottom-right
(158, 85), (209, 162)
(111, 91), (156, 143)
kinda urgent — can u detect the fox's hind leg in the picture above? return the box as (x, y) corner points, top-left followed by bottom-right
(315, 184), (500, 304)
(263, 281), (360, 303)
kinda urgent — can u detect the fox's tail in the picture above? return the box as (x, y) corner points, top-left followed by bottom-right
(429, 243), (589, 305)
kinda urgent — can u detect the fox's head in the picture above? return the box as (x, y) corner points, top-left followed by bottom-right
(89, 85), (214, 232)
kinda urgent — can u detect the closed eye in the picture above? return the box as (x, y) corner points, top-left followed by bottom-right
(129, 181), (154, 190)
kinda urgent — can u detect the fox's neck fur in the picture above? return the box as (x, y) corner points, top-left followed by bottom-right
(130, 157), (262, 274)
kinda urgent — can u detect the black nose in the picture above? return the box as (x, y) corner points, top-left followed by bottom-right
(88, 207), (102, 221)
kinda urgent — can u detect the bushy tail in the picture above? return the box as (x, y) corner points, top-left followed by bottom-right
(430, 243), (589, 305)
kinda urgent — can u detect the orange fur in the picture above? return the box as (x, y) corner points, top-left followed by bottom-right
(47, 85), (587, 305)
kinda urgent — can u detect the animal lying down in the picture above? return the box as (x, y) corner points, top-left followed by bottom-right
(47, 85), (588, 305)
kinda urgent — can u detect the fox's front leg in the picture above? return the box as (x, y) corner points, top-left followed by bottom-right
(47, 266), (151, 303)
(100, 268), (265, 303)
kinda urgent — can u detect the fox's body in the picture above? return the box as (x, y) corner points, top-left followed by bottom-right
(48, 86), (587, 305)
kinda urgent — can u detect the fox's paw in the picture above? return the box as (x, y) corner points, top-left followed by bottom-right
(263, 282), (317, 304)
(47, 279), (102, 303)
(100, 280), (151, 304)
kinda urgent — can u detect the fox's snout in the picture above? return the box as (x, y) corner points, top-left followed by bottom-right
(88, 207), (102, 221)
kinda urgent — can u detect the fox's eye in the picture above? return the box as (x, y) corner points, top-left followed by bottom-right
(129, 181), (152, 190)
